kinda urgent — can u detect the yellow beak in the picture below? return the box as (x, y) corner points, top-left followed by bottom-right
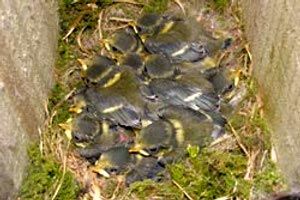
(140, 35), (147, 43)
(69, 100), (86, 113)
(59, 118), (73, 140)
(128, 21), (138, 34)
(90, 165), (111, 178)
(129, 145), (150, 156)
(98, 169), (111, 178)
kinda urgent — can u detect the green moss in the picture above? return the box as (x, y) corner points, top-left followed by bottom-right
(125, 149), (285, 199)
(57, 0), (100, 70)
(227, 78), (285, 197)
(48, 84), (71, 124)
(100, 0), (114, 6)
(212, 0), (229, 11)
(19, 145), (80, 199)
(169, 149), (250, 199)
(129, 180), (182, 199)
(48, 84), (66, 109)
(126, 149), (251, 199)
(228, 79), (270, 150)
(254, 161), (286, 194)
(143, 0), (169, 13)
(56, 42), (76, 70)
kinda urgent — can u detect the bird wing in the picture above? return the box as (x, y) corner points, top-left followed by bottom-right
(84, 88), (141, 128)
(150, 79), (219, 111)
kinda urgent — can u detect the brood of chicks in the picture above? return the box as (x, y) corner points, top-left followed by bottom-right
(63, 12), (234, 185)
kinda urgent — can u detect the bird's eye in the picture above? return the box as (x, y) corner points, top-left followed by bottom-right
(111, 46), (119, 52)
(223, 83), (234, 94)
(148, 146), (159, 154)
(73, 133), (84, 142)
(227, 83), (234, 91)
(136, 26), (142, 33)
(108, 167), (119, 174)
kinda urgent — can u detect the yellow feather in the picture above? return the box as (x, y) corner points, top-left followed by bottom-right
(102, 104), (123, 114)
(101, 121), (110, 135)
(202, 57), (217, 69)
(160, 21), (175, 34)
(169, 119), (185, 146)
(171, 45), (189, 57)
(103, 72), (122, 88)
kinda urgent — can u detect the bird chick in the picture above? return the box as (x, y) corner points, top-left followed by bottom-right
(147, 78), (220, 112)
(78, 121), (134, 163)
(203, 66), (235, 96)
(103, 29), (143, 54)
(125, 156), (166, 186)
(159, 105), (225, 147)
(144, 54), (175, 79)
(133, 13), (183, 39)
(84, 55), (116, 84)
(83, 88), (142, 128)
(91, 146), (134, 178)
(129, 120), (176, 156)
(118, 53), (144, 73)
(144, 16), (231, 63)
(71, 112), (102, 144)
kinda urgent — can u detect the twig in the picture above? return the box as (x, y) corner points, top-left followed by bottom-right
(109, 180), (122, 200)
(98, 10), (104, 40)
(104, 24), (130, 31)
(244, 44), (253, 75)
(215, 196), (231, 200)
(271, 146), (278, 163)
(51, 141), (70, 200)
(77, 26), (90, 54)
(63, 12), (87, 41)
(90, 183), (104, 200)
(109, 16), (134, 23)
(172, 180), (194, 200)
(49, 88), (76, 123)
(49, 110), (57, 126)
(244, 150), (260, 180)
(259, 150), (268, 170)
(44, 100), (50, 121)
(173, 0), (186, 15)
(244, 44), (252, 62)
(228, 122), (250, 158)
(209, 133), (232, 147)
(113, 0), (145, 6)
(38, 128), (44, 156)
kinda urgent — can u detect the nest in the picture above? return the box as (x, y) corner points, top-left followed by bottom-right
(37, 1), (285, 199)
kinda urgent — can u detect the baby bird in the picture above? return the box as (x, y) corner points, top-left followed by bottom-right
(125, 156), (166, 186)
(147, 78), (220, 112)
(158, 105), (220, 148)
(82, 88), (142, 128)
(91, 146), (134, 178)
(103, 29), (143, 54)
(80, 55), (150, 128)
(118, 53), (144, 73)
(203, 66), (234, 96)
(78, 121), (134, 163)
(71, 111), (102, 144)
(144, 16), (231, 63)
(129, 120), (176, 156)
(143, 54), (176, 79)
